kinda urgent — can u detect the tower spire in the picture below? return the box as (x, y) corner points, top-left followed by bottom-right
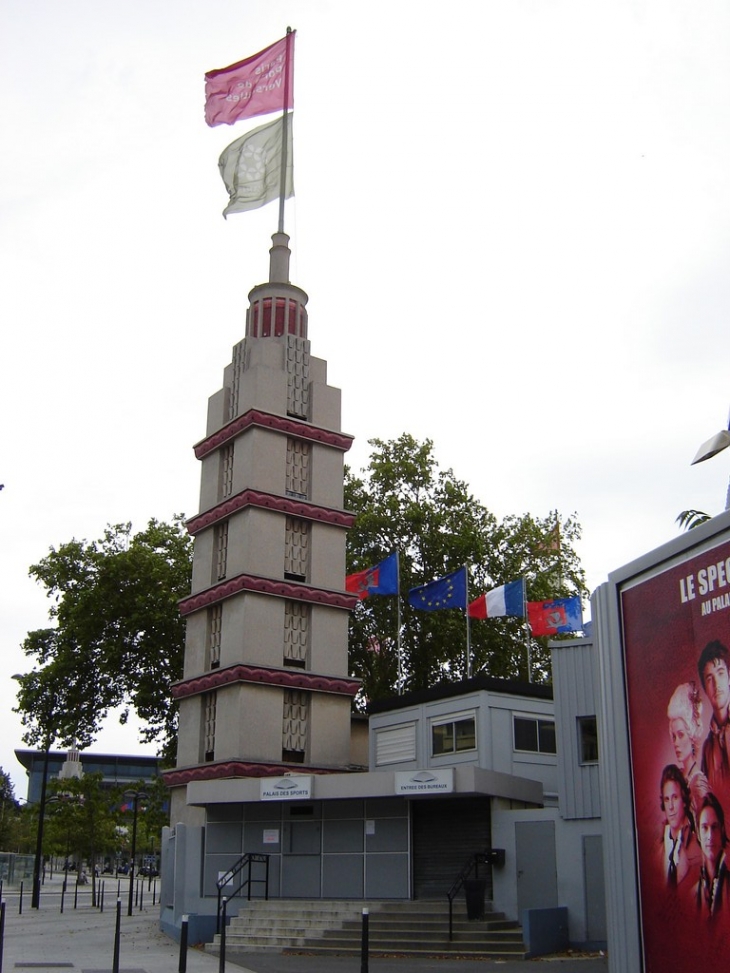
(269, 231), (291, 283)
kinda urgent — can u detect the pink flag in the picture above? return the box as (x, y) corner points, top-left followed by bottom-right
(205, 33), (295, 127)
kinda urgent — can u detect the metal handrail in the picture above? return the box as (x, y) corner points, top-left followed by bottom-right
(446, 850), (490, 940)
(215, 853), (270, 934)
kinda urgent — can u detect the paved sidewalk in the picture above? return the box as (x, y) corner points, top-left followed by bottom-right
(0, 880), (609, 973)
(224, 951), (609, 973)
(0, 894), (219, 972)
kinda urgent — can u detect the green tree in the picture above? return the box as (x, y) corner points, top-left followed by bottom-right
(118, 776), (169, 873)
(345, 434), (587, 702)
(14, 517), (193, 764)
(45, 773), (119, 903)
(0, 769), (20, 851)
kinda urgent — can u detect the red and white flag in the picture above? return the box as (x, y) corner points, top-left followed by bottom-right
(205, 33), (295, 127)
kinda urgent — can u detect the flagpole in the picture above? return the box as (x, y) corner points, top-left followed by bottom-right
(277, 27), (294, 233)
(396, 551), (403, 694)
(465, 566), (471, 679)
(522, 579), (532, 683)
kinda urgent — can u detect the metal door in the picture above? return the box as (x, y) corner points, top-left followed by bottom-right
(515, 820), (558, 914)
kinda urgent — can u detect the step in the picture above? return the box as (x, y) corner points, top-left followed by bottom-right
(206, 898), (527, 960)
(211, 943), (528, 960)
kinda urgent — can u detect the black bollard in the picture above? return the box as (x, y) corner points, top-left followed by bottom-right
(152, 879), (157, 906)
(112, 898), (121, 973)
(179, 915), (189, 973)
(0, 899), (6, 973)
(360, 908), (369, 973)
(60, 882), (66, 914)
(219, 897), (227, 973)
(74, 882), (78, 910)
(139, 881), (144, 912)
(18, 882), (23, 916)
(100, 881), (105, 913)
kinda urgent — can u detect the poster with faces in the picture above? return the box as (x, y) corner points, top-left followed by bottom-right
(622, 537), (730, 970)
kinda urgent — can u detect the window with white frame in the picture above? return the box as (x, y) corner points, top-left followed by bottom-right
(513, 714), (556, 754)
(431, 712), (476, 756)
(375, 723), (417, 765)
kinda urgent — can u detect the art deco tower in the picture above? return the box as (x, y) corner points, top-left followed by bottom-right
(167, 234), (359, 824)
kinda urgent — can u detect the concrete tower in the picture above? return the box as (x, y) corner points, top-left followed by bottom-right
(167, 234), (359, 825)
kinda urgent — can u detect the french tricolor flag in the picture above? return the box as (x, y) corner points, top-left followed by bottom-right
(468, 579), (525, 619)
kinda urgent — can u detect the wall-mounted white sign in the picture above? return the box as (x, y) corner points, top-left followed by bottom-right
(394, 769), (454, 794)
(260, 775), (313, 801)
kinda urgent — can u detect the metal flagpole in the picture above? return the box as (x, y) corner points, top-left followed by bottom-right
(522, 579), (532, 682)
(465, 566), (471, 679)
(277, 27), (294, 233)
(396, 551), (403, 693)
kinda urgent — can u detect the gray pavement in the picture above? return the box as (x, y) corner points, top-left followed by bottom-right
(0, 878), (609, 973)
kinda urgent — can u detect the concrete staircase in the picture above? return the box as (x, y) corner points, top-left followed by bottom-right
(207, 899), (527, 960)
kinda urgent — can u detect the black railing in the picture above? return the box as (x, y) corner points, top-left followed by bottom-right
(446, 849), (504, 940)
(215, 853), (270, 934)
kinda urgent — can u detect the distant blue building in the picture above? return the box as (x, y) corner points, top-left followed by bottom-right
(14, 748), (161, 804)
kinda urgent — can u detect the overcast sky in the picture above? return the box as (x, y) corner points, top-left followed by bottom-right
(1, 0), (729, 798)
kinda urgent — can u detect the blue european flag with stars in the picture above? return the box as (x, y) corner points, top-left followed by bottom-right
(408, 566), (468, 611)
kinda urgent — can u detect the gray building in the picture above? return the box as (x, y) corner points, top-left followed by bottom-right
(161, 232), (607, 951)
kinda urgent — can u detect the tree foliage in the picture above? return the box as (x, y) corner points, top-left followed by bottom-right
(676, 509), (711, 531)
(345, 434), (587, 703)
(14, 518), (192, 764)
(43, 773), (167, 892)
(45, 772), (121, 902)
(15, 437), (588, 759)
(0, 768), (19, 852)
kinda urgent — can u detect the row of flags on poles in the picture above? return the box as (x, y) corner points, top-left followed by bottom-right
(204, 32), (296, 217)
(345, 553), (583, 638)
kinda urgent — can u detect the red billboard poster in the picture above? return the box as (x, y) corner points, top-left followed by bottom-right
(622, 537), (730, 970)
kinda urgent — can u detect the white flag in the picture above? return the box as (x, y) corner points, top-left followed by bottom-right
(218, 113), (294, 218)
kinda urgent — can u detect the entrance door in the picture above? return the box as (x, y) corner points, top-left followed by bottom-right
(281, 816), (321, 897)
(412, 797), (491, 899)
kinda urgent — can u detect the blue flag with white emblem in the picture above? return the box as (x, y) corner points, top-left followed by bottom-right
(408, 566), (468, 611)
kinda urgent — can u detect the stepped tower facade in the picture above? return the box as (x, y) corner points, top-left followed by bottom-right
(167, 233), (359, 824)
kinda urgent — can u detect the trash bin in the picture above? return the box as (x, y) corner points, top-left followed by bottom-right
(464, 879), (487, 920)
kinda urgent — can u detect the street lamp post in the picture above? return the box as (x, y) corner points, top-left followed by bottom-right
(124, 789), (147, 916)
(31, 741), (51, 909)
(12, 673), (54, 911)
(691, 420), (730, 513)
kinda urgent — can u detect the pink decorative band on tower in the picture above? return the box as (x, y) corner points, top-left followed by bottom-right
(186, 488), (355, 536)
(193, 408), (354, 460)
(178, 571), (359, 616)
(171, 662), (360, 701)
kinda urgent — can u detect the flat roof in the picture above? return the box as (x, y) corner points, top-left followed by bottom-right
(367, 673), (553, 715)
(15, 749), (161, 771)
